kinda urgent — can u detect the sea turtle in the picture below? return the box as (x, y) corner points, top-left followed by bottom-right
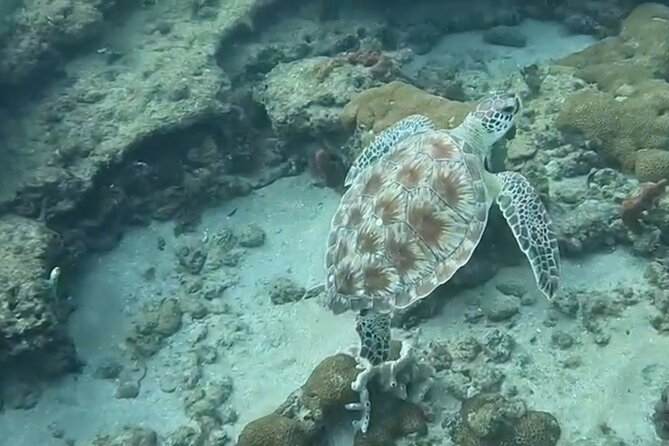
(324, 92), (560, 315)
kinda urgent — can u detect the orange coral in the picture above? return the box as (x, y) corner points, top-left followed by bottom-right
(340, 50), (395, 80)
(309, 147), (347, 191)
(621, 179), (667, 233)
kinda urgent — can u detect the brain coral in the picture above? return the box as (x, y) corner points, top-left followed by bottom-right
(301, 353), (359, 415)
(452, 393), (561, 446)
(236, 413), (308, 446)
(554, 3), (669, 181)
(235, 355), (360, 446)
(341, 81), (472, 134)
(340, 81), (472, 161)
(635, 149), (669, 182)
(556, 85), (669, 173)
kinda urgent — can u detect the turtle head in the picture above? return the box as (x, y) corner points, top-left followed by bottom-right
(462, 92), (521, 151)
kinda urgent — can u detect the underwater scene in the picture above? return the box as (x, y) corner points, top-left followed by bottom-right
(2, 0), (669, 445)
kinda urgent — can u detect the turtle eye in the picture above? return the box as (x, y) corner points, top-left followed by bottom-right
(502, 105), (516, 114)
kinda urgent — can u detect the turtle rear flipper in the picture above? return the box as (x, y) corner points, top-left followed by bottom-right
(491, 171), (561, 299)
(345, 114), (434, 187)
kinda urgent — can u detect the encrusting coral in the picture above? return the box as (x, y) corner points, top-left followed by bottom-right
(634, 149), (669, 183)
(557, 3), (669, 93)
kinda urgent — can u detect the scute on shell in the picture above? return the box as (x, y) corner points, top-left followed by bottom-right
(325, 130), (491, 313)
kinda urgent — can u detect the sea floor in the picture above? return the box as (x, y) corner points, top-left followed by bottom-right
(422, 247), (668, 446)
(0, 174), (667, 446)
(405, 18), (596, 82)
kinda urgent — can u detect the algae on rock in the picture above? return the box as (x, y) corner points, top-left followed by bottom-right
(0, 0), (302, 382)
(0, 0), (281, 212)
(0, 0), (285, 374)
(0, 0), (122, 89)
(0, 215), (78, 375)
(254, 56), (379, 138)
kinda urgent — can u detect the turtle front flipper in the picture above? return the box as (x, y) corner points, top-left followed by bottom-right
(344, 114), (434, 187)
(492, 171), (561, 299)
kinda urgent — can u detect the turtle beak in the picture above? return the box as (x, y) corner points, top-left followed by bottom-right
(500, 95), (521, 116)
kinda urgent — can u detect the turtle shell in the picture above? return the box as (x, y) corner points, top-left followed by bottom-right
(325, 129), (492, 314)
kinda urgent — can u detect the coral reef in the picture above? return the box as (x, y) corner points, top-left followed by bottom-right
(301, 354), (360, 418)
(339, 80), (472, 164)
(451, 392), (561, 446)
(235, 352), (428, 446)
(0, 0), (291, 225)
(3, 0), (639, 386)
(4, 1), (669, 445)
(237, 413), (309, 446)
(0, 0), (128, 92)
(236, 310), (432, 446)
(341, 80), (472, 136)
(555, 87), (669, 173)
(558, 3), (669, 91)
(519, 0), (633, 36)
(0, 215), (79, 376)
(254, 56), (380, 138)
(555, 3), (669, 176)
(635, 149), (669, 183)
(343, 312), (433, 444)
(0, 4), (306, 376)
(620, 179), (667, 233)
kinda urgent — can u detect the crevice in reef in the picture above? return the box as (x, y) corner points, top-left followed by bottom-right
(24, 106), (291, 269)
(0, 97), (294, 381)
